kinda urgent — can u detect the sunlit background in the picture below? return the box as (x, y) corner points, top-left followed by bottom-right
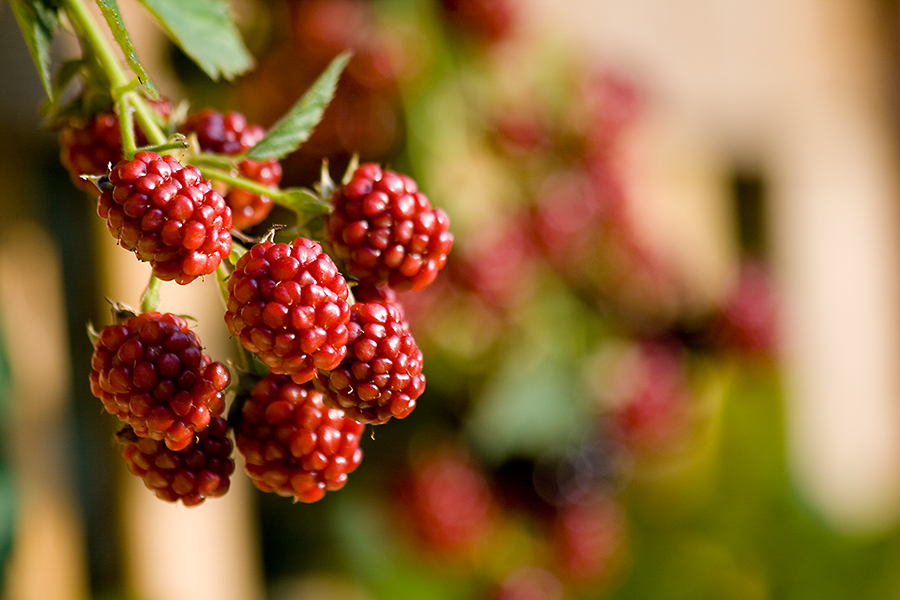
(3, 0), (900, 599)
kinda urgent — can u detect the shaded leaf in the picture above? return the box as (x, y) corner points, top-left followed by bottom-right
(94, 0), (159, 97)
(136, 0), (253, 81)
(8, 0), (59, 100)
(245, 52), (351, 161)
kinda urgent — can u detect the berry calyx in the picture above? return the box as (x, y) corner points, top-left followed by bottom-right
(98, 151), (233, 284)
(316, 284), (425, 424)
(180, 109), (282, 230)
(89, 312), (231, 451)
(118, 416), (235, 506)
(224, 237), (351, 383)
(325, 163), (453, 291)
(234, 374), (365, 502)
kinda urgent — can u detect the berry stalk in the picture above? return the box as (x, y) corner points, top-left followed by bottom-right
(58, 0), (167, 147)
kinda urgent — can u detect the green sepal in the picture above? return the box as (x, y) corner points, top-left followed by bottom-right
(245, 52), (351, 161)
(8, 0), (60, 100)
(135, 0), (253, 82)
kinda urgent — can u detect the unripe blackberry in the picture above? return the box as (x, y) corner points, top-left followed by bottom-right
(180, 109), (282, 230)
(59, 99), (173, 193)
(224, 237), (351, 383)
(325, 163), (453, 291)
(316, 285), (425, 424)
(118, 417), (235, 506)
(89, 312), (230, 451)
(98, 151), (233, 284)
(234, 374), (364, 502)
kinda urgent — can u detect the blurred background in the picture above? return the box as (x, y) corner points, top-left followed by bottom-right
(3, 0), (900, 598)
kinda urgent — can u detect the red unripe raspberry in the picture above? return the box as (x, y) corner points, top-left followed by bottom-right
(59, 100), (173, 193)
(90, 312), (230, 451)
(234, 374), (364, 502)
(180, 109), (282, 230)
(316, 285), (424, 424)
(118, 417), (235, 506)
(325, 163), (453, 291)
(224, 238), (351, 383)
(98, 151), (232, 284)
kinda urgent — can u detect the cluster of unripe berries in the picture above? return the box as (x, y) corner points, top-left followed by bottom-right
(75, 106), (453, 505)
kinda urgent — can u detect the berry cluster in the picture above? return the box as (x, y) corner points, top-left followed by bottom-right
(99, 151), (233, 284)
(89, 311), (230, 451)
(118, 417), (235, 506)
(234, 374), (364, 503)
(325, 163), (454, 291)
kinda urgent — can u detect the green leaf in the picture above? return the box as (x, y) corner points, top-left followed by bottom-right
(245, 52), (351, 161)
(135, 0), (253, 81)
(8, 0), (59, 100)
(93, 0), (159, 97)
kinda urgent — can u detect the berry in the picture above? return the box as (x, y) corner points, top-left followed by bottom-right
(605, 342), (689, 449)
(59, 99), (173, 193)
(399, 447), (495, 554)
(118, 417), (235, 506)
(98, 151), (233, 284)
(180, 109), (282, 230)
(551, 498), (624, 582)
(234, 374), (364, 502)
(325, 163), (453, 291)
(440, 0), (517, 44)
(224, 237), (351, 383)
(316, 286), (425, 424)
(89, 312), (231, 451)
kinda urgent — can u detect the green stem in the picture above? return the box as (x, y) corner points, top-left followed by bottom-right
(116, 95), (138, 159)
(60, 0), (167, 146)
(139, 275), (163, 313)
(199, 166), (284, 199)
(60, 0), (130, 89)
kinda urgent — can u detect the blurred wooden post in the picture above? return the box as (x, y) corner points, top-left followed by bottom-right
(95, 219), (265, 600)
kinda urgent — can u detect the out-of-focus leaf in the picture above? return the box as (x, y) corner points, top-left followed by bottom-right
(466, 347), (589, 464)
(94, 0), (159, 96)
(135, 0), (253, 81)
(8, 0), (59, 100)
(245, 52), (350, 161)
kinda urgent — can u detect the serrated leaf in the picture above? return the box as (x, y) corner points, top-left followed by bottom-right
(93, 0), (159, 97)
(8, 0), (59, 100)
(246, 52), (351, 161)
(135, 0), (252, 81)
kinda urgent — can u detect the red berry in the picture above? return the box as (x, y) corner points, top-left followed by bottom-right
(551, 498), (624, 582)
(316, 286), (424, 424)
(400, 447), (495, 554)
(89, 312), (230, 451)
(118, 417), (235, 506)
(180, 109), (282, 230)
(59, 99), (173, 193)
(325, 163), (453, 291)
(605, 342), (690, 449)
(234, 374), (365, 502)
(224, 238), (351, 383)
(440, 0), (517, 44)
(98, 151), (232, 284)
